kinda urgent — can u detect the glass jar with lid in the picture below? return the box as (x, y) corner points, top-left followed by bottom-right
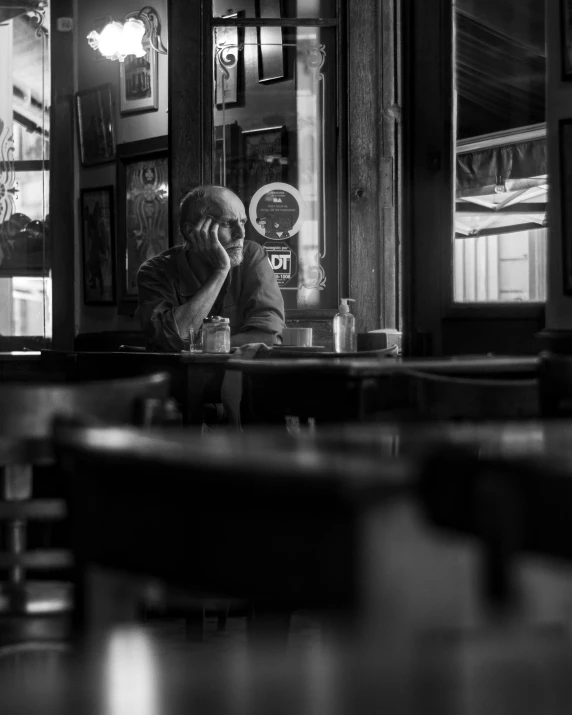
(202, 316), (231, 353)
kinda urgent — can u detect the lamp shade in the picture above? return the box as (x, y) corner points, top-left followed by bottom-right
(97, 21), (124, 59)
(119, 18), (147, 59)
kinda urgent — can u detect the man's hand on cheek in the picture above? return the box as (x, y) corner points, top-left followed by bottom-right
(188, 216), (231, 274)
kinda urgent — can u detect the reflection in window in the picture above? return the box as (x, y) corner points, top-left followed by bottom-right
(453, 0), (546, 303)
(213, 18), (339, 310)
(0, 277), (52, 337)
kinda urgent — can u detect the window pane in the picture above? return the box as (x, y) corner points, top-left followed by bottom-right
(0, 7), (51, 339)
(0, 277), (52, 336)
(212, 0), (337, 19)
(453, 0), (547, 303)
(213, 25), (339, 310)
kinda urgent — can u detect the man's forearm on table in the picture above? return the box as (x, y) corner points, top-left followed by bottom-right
(172, 268), (228, 337)
(231, 329), (278, 348)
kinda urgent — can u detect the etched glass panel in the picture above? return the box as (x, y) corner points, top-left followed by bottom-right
(0, 4), (51, 340)
(213, 24), (338, 310)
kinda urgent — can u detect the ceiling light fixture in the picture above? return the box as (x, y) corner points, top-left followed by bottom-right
(87, 6), (167, 63)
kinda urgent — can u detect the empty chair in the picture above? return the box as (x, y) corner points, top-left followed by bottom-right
(538, 351), (572, 416)
(271, 345), (399, 359)
(405, 369), (540, 420)
(0, 372), (171, 650)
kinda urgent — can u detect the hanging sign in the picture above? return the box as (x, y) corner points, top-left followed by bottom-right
(249, 182), (305, 240)
(264, 242), (297, 287)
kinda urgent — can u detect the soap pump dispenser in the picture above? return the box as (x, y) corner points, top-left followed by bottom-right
(333, 298), (356, 353)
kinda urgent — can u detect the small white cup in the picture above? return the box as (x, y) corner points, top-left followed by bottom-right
(282, 327), (313, 347)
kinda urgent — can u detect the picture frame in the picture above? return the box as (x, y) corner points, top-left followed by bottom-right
(75, 84), (116, 166)
(80, 186), (116, 305)
(119, 42), (159, 115)
(257, 0), (284, 82)
(116, 136), (169, 311)
(559, 119), (572, 293)
(562, 0), (572, 80)
(242, 125), (288, 204)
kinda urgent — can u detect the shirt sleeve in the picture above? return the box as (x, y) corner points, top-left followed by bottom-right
(135, 262), (184, 352)
(238, 244), (285, 338)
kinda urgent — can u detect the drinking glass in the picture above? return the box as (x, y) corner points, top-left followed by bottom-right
(182, 328), (203, 352)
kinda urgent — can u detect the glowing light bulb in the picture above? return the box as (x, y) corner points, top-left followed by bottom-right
(98, 21), (124, 59)
(119, 18), (147, 59)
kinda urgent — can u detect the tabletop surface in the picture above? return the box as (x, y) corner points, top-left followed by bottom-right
(41, 350), (540, 373)
(225, 354), (540, 376)
(0, 351), (42, 360)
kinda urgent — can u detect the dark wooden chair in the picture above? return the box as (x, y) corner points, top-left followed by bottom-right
(270, 345), (398, 359)
(118, 345), (146, 353)
(538, 351), (572, 417)
(53, 423), (411, 642)
(0, 372), (171, 651)
(405, 369), (540, 420)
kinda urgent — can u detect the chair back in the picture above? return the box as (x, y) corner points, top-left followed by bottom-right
(406, 369), (540, 420)
(118, 345), (146, 353)
(538, 351), (572, 416)
(271, 345), (398, 359)
(0, 372), (171, 438)
(0, 372), (172, 649)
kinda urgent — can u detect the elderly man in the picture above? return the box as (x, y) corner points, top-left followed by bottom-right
(136, 185), (285, 352)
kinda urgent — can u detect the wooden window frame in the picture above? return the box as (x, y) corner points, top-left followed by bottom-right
(402, 0), (545, 357)
(169, 0), (401, 332)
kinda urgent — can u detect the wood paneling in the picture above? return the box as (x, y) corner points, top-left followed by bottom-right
(168, 0), (206, 244)
(348, 0), (400, 334)
(50, 0), (75, 350)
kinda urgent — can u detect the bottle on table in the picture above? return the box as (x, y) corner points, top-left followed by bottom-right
(203, 316), (231, 353)
(333, 298), (356, 353)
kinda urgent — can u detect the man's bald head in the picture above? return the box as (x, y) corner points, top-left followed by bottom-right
(179, 185), (248, 267)
(179, 185), (240, 235)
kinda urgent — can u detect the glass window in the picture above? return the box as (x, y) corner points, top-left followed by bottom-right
(0, 5), (51, 341)
(453, 0), (546, 303)
(212, 18), (340, 310)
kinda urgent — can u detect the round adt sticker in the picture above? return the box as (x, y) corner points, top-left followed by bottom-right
(249, 183), (305, 240)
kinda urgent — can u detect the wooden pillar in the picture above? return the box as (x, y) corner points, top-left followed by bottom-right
(348, 0), (400, 333)
(50, 0), (76, 350)
(169, 0), (210, 244)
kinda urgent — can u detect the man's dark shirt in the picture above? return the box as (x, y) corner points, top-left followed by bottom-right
(136, 240), (285, 351)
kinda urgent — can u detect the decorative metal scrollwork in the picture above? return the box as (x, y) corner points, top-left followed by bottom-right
(304, 43), (326, 76)
(215, 43), (242, 81)
(0, 118), (18, 225)
(0, 2), (48, 36)
(301, 255), (327, 291)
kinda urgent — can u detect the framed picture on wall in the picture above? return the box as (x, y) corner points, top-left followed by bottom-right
(562, 0), (572, 80)
(80, 186), (116, 305)
(75, 84), (116, 166)
(119, 42), (159, 115)
(560, 119), (572, 293)
(242, 125), (288, 205)
(116, 136), (169, 309)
